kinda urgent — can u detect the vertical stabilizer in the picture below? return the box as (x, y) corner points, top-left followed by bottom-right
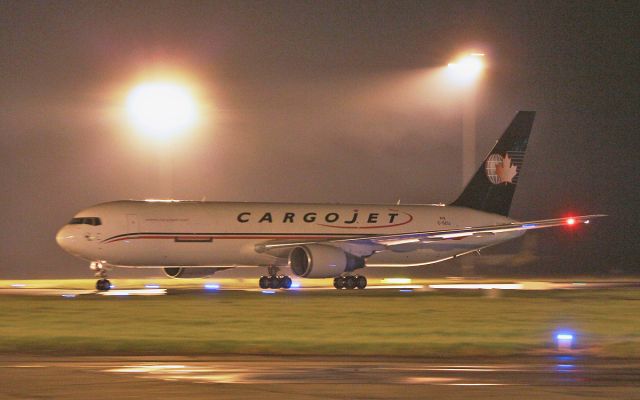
(450, 111), (536, 216)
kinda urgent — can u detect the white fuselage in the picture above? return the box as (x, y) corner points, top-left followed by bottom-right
(56, 200), (522, 270)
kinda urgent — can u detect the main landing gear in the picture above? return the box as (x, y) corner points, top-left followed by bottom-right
(91, 261), (111, 292)
(259, 275), (292, 289)
(259, 266), (293, 289)
(334, 275), (367, 290)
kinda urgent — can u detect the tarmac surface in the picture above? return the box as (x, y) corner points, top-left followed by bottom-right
(2, 279), (640, 298)
(1, 355), (639, 399)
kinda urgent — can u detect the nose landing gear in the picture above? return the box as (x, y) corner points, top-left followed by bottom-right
(91, 262), (111, 291)
(96, 278), (111, 291)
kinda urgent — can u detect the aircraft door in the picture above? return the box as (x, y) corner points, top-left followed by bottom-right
(126, 214), (139, 233)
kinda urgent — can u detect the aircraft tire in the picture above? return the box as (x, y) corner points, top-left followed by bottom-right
(333, 277), (345, 289)
(355, 275), (367, 289)
(96, 279), (111, 291)
(344, 276), (357, 290)
(281, 276), (292, 289)
(259, 276), (270, 289)
(269, 276), (281, 289)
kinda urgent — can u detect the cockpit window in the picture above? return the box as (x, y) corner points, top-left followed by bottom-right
(69, 217), (102, 226)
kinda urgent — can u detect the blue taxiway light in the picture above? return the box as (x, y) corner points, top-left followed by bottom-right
(399, 289), (413, 293)
(145, 284), (160, 289)
(290, 282), (301, 289)
(61, 294), (77, 298)
(554, 363), (577, 373)
(204, 283), (220, 290)
(261, 290), (276, 294)
(554, 330), (576, 351)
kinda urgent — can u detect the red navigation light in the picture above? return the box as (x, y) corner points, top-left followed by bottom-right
(566, 217), (576, 225)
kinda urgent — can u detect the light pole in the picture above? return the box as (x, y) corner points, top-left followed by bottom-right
(447, 52), (485, 278)
(447, 53), (485, 187)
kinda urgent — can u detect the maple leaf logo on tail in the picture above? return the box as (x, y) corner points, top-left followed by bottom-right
(495, 153), (518, 184)
(454, 111), (535, 216)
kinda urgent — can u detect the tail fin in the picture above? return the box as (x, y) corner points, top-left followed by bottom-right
(451, 111), (536, 217)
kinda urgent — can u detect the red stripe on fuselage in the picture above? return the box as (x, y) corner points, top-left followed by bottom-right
(104, 235), (348, 244)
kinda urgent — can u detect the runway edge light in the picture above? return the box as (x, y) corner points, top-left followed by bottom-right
(145, 284), (161, 289)
(554, 330), (576, 351)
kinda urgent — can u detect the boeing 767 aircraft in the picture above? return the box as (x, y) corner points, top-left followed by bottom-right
(56, 111), (604, 291)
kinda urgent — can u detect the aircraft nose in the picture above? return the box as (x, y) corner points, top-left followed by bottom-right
(56, 226), (78, 254)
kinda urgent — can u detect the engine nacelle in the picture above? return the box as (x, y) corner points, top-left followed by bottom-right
(163, 267), (224, 279)
(288, 245), (364, 278)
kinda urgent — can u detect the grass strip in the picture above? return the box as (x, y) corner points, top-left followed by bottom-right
(1, 289), (638, 358)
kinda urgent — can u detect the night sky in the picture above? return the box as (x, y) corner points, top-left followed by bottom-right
(1, 1), (638, 278)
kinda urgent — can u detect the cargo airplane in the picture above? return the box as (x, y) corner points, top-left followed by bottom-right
(56, 111), (604, 291)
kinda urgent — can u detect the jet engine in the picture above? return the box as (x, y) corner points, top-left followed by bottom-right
(163, 267), (226, 279)
(288, 245), (365, 278)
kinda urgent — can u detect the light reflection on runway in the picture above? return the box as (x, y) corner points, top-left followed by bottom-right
(98, 288), (167, 296)
(83, 356), (638, 387)
(3, 355), (639, 399)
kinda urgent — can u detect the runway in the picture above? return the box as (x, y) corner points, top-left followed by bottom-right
(1, 355), (638, 399)
(2, 279), (639, 298)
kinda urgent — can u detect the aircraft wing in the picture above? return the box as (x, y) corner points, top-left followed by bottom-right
(257, 214), (606, 253)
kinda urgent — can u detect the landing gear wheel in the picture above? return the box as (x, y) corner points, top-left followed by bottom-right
(280, 276), (292, 289)
(259, 276), (270, 289)
(269, 276), (281, 289)
(344, 276), (357, 290)
(259, 275), (293, 289)
(91, 262), (111, 291)
(96, 279), (111, 291)
(355, 275), (367, 289)
(333, 276), (345, 289)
